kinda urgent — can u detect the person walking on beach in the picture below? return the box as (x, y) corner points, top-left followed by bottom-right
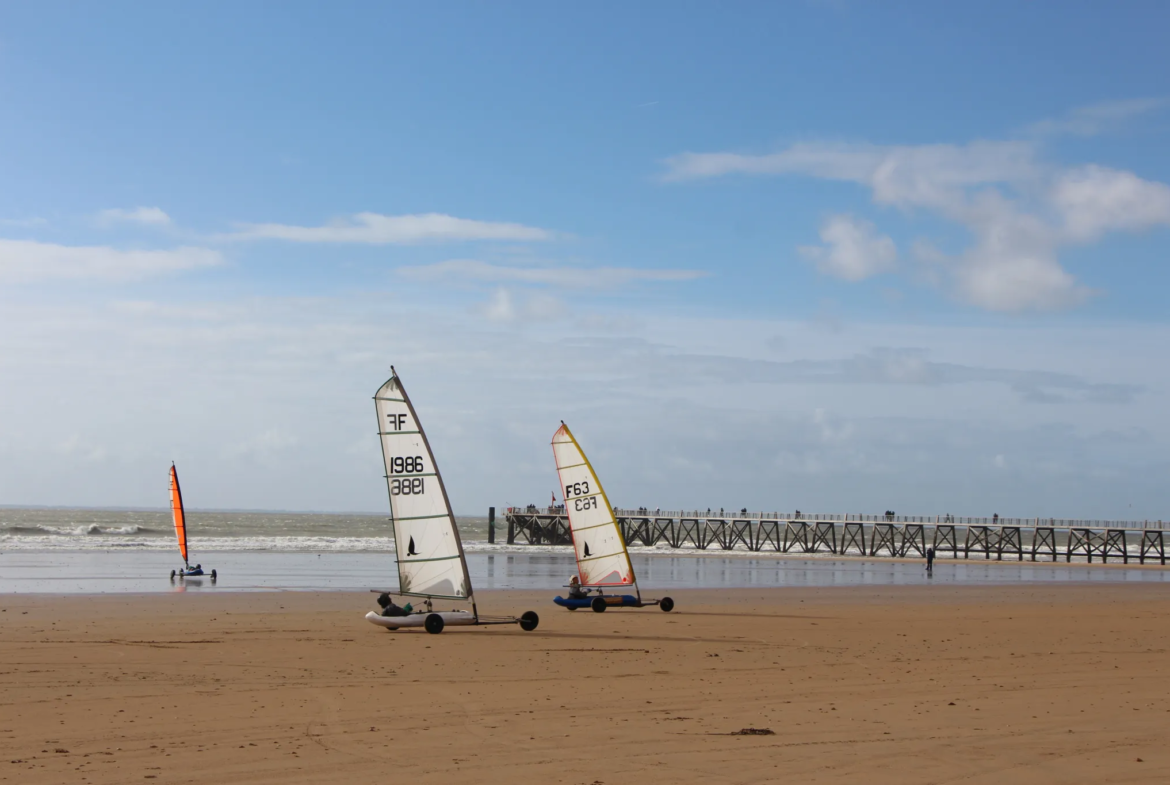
(926, 547), (935, 575)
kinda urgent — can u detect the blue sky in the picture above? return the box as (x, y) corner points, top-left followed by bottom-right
(1, 3), (1168, 517)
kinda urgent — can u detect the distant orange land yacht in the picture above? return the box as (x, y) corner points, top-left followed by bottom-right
(169, 463), (216, 582)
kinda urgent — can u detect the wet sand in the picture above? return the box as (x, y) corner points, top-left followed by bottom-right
(2, 585), (1168, 784)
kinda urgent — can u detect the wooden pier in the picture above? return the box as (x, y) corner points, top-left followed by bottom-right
(501, 507), (1169, 565)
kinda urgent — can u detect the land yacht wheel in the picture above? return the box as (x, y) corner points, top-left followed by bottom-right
(659, 597), (675, 612)
(424, 614), (445, 634)
(591, 597), (607, 613)
(519, 611), (540, 631)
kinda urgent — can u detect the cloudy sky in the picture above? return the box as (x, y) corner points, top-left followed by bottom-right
(1, 2), (1167, 518)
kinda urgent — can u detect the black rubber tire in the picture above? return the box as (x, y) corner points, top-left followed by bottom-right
(519, 611), (540, 631)
(659, 597), (675, 613)
(591, 596), (608, 613)
(210, 570), (217, 581)
(566, 606), (577, 611)
(170, 570), (176, 580)
(424, 613), (445, 634)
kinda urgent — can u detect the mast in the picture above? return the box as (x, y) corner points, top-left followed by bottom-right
(374, 367), (475, 611)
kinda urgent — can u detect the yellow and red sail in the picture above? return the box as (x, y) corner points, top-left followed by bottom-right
(552, 423), (636, 588)
(169, 464), (188, 564)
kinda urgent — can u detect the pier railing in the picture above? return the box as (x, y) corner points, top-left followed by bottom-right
(501, 507), (1168, 565)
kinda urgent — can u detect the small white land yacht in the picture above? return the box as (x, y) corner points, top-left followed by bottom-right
(551, 422), (673, 613)
(364, 368), (539, 634)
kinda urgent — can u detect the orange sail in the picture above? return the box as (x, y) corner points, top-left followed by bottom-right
(169, 464), (188, 564)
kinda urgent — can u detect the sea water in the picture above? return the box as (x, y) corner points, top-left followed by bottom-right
(2, 508), (1168, 594)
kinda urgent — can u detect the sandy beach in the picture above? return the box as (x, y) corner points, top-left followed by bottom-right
(2, 585), (1169, 784)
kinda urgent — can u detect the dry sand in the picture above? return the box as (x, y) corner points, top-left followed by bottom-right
(2, 585), (1168, 784)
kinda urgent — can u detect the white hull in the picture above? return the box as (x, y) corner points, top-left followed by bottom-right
(364, 610), (475, 629)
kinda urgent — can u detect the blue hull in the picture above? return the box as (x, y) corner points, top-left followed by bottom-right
(554, 594), (639, 609)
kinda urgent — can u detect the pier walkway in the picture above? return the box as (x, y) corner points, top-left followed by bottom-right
(500, 507), (1169, 564)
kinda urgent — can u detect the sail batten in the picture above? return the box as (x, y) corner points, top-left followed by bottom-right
(169, 464), (188, 565)
(374, 370), (474, 602)
(551, 423), (636, 588)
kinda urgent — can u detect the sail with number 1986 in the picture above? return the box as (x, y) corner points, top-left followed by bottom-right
(364, 367), (538, 634)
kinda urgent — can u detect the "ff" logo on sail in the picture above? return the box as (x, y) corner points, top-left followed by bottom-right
(387, 413), (407, 430)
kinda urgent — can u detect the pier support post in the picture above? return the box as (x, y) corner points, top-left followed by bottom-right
(1103, 529), (1128, 564)
(870, 523), (897, 556)
(1032, 527), (1057, 562)
(997, 526), (1022, 561)
(488, 506), (496, 544)
(841, 522), (866, 556)
(933, 525), (957, 559)
(899, 524), (926, 558)
(965, 526), (992, 559)
(783, 521), (810, 553)
(759, 520), (781, 551)
(812, 521), (838, 554)
(1139, 530), (1165, 565)
(1067, 528), (1094, 562)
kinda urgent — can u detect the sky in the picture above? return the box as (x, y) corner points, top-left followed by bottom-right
(0, 2), (1168, 518)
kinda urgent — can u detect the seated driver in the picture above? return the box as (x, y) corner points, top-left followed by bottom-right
(376, 592), (412, 617)
(567, 576), (588, 600)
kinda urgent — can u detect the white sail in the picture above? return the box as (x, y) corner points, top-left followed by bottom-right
(374, 370), (472, 601)
(551, 422), (636, 588)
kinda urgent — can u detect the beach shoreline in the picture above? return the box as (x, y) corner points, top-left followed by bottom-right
(3, 547), (1168, 596)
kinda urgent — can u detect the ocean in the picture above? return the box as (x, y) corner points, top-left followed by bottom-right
(2, 508), (1169, 594)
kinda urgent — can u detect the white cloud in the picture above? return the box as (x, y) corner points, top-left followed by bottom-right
(0, 295), (1165, 517)
(664, 137), (1170, 312)
(95, 206), (172, 226)
(0, 239), (223, 283)
(228, 428), (300, 463)
(399, 258), (707, 289)
(483, 287), (517, 322)
(1025, 98), (1166, 137)
(1052, 165), (1170, 241)
(0, 216), (49, 229)
(662, 141), (1036, 192)
(57, 434), (107, 463)
(799, 214), (896, 281)
(479, 287), (566, 323)
(227, 212), (553, 244)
